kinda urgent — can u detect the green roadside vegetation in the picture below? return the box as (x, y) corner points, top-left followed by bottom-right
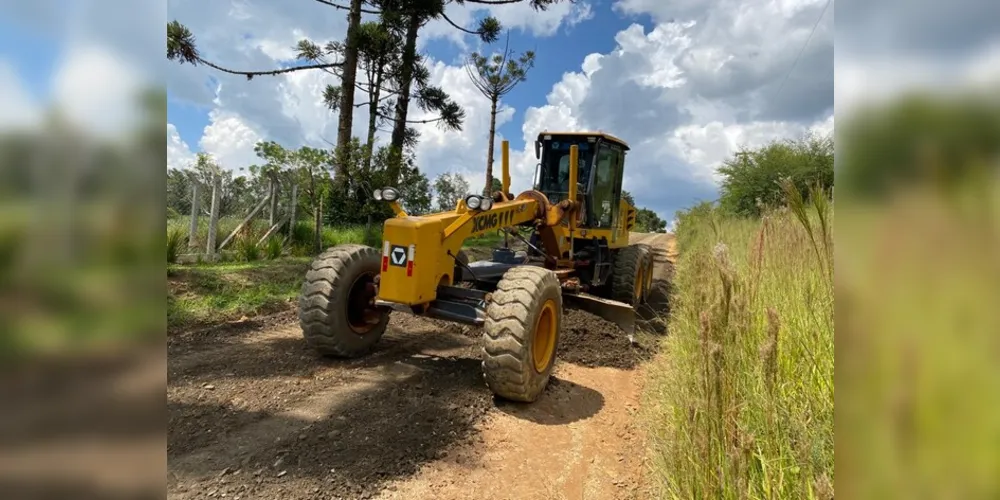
(643, 134), (834, 499)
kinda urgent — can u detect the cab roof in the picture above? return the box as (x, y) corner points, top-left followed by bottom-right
(537, 131), (629, 151)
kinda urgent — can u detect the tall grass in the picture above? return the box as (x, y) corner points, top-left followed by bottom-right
(645, 187), (834, 499)
(166, 226), (186, 264)
(264, 235), (284, 260)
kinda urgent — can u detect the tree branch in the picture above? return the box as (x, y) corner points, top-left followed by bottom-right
(462, 0), (521, 4)
(375, 109), (444, 125)
(197, 57), (343, 80)
(313, 0), (380, 15)
(441, 11), (479, 35)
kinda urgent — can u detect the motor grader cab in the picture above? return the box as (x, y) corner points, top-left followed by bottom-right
(299, 131), (655, 403)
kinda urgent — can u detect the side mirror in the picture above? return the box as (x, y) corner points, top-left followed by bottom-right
(534, 140), (541, 160)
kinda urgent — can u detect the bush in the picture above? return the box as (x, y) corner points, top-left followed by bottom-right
(264, 235), (284, 260)
(167, 227), (186, 263)
(717, 133), (833, 217)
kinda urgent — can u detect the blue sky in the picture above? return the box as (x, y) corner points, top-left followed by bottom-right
(167, 0), (656, 156)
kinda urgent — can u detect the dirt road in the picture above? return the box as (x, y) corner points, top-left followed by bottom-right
(168, 233), (676, 500)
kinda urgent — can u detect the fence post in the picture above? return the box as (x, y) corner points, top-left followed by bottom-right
(269, 178), (278, 227)
(206, 173), (221, 259)
(188, 181), (200, 249)
(288, 184), (298, 239)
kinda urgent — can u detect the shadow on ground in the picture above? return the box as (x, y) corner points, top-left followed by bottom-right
(495, 376), (604, 425)
(169, 354), (493, 499)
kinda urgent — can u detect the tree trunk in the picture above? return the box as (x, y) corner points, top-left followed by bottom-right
(335, 0), (363, 179)
(364, 65), (383, 173)
(485, 96), (498, 196)
(388, 13), (421, 184)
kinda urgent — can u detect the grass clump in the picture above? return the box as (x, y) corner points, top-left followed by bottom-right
(167, 226), (186, 264)
(644, 184), (834, 499)
(264, 235), (284, 260)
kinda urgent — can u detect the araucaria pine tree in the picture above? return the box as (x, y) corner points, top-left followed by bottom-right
(465, 35), (535, 196)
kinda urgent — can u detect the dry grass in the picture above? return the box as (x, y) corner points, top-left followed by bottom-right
(644, 188), (834, 499)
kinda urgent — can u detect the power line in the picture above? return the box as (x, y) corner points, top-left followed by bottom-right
(774, 0), (832, 98)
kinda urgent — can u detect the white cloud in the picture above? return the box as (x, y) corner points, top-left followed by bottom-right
(419, 0), (595, 50)
(51, 44), (145, 139)
(0, 60), (40, 131)
(167, 123), (196, 170)
(199, 110), (265, 173)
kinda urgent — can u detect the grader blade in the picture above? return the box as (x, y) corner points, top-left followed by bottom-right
(563, 293), (635, 336)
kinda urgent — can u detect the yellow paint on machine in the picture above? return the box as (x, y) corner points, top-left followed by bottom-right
(376, 197), (539, 306)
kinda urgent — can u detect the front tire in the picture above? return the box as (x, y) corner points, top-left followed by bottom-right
(299, 244), (389, 357)
(482, 266), (563, 403)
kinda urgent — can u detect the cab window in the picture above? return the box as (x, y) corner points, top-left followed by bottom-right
(591, 143), (621, 228)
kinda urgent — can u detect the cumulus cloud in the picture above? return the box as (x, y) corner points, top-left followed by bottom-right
(199, 110), (265, 173)
(419, 0), (595, 49)
(167, 123), (196, 170)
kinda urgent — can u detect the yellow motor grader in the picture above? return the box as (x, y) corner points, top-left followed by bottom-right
(299, 131), (655, 402)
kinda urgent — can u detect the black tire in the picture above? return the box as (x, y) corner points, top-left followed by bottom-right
(482, 266), (563, 403)
(611, 244), (646, 306)
(298, 244), (389, 357)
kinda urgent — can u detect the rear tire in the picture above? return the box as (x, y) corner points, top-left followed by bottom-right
(299, 244), (389, 357)
(482, 266), (562, 403)
(611, 244), (646, 306)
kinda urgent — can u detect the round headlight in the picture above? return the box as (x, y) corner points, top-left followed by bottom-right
(480, 196), (493, 211)
(465, 194), (482, 210)
(381, 187), (400, 202)
(373, 188), (383, 201)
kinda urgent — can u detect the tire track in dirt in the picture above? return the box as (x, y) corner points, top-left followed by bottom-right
(167, 233), (676, 500)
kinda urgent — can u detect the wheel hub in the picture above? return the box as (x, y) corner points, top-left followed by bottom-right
(532, 299), (558, 373)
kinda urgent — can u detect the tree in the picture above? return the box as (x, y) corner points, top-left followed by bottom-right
(635, 208), (667, 233)
(377, 0), (566, 177)
(397, 162), (433, 215)
(293, 146), (335, 253)
(253, 141), (334, 253)
(301, 17), (466, 183)
(621, 190), (636, 207)
(167, 168), (192, 216)
(485, 177), (502, 196)
(464, 35), (535, 195)
(433, 172), (470, 211)
(717, 133), (834, 217)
